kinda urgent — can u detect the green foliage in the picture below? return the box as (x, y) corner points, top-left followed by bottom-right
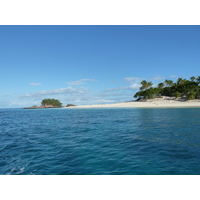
(174, 91), (181, 98)
(134, 77), (200, 100)
(41, 98), (62, 107)
(187, 90), (196, 100)
(197, 76), (200, 83)
(164, 79), (174, 87)
(190, 76), (196, 81)
(139, 80), (153, 90)
(134, 87), (161, 99)
(157, 82), (164, 88)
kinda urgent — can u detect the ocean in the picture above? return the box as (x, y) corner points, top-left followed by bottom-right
(0, 107), (200, 175)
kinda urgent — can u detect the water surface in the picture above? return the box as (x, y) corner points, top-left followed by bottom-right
(1, 107), (200, 175)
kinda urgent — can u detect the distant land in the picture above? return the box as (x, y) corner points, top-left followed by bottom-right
(24, 98), (76, 109)
(25, 76), (200, 109)
(68, 76), (200, 108)
(134, 76), (200, 100)
(68, 96), (200, 108)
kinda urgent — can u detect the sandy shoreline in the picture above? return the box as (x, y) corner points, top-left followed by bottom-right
(65, 97), (200, 108)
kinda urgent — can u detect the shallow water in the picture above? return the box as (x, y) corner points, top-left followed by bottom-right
(0, 107), (200, 175)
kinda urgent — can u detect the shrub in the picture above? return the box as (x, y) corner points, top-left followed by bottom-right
(174, 91), (181, 98)
(41, 98), (62, 107)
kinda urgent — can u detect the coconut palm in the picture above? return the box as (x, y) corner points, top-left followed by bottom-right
(176, 78), (187, 85)
(157, 82), (164, 88)
(190, 76), (196, 81)
(134, 76), (200, 101)
(140, 80), (153, 91)
(196, 76), (200, 83)
(176, 77), (182, 85)
(181, 79), (187, 84)
(164, 79), (174, 87)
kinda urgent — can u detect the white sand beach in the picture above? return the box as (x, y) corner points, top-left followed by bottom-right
(65, 96), (200, 108)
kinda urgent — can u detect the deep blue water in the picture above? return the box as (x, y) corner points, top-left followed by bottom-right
(1, 107), (200, 175)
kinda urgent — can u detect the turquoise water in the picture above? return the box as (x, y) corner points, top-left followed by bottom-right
(1, 107), (200, 175)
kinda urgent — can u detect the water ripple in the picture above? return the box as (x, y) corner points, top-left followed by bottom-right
(1, 108), (200, 174)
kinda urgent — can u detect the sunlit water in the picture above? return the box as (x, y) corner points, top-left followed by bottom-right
(1, 107), (200, 175)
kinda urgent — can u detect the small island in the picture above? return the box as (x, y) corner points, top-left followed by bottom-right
(24, 98), (62, 109)
(24, 77), (200, 109)
(24, 98), (77, 109)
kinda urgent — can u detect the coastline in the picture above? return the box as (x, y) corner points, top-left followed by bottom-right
(65, 97), (200, 108)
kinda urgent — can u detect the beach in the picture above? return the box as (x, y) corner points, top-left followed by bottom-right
(66, 96), (200, 108)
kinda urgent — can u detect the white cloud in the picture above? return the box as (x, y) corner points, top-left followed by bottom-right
(151, 75), (165, 81)
(20, 86), (88, 99)
(67, 79), (96, 86)
(30, 82), (42, 86)
(9, 101), (32, 107)
(15, 77), (140, 107)
(129, 83), (140, 90)
(97, 92), (130, 97)
(103, 77), (141, 93)
(104, 83), (140, 92)
(57, 95), (115, 105)
(84, 97), (115, 104)
(169, 75), (176, 78)
(124, 77), (141, 84)
(92, 98), (115, 104)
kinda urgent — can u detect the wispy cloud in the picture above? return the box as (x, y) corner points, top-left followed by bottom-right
(124, 77), (141, 84)
(9, 101), (35, 107)
(104, 83), (140, 92)
(20, 87), (88, 99)
(1, 93), (20, 97)
(97, 92), (131, 97)
(67, 79), (96, 86)
(151, 75), (165, 81)
(30, 82), (42, 86)
(169, 75), (176, 78)
(91, 98), (115, 104)
(55, 95), (116, 105)
(104, 77), (141, 92)
(103, 77), (141, 92)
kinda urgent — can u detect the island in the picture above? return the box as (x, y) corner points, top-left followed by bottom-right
(24, 77), (200, 109)
(24, 99), (77, 109)
(24, 98), (62, 109)
(65, 76), (200, 108)
(133, 76), (200, 100)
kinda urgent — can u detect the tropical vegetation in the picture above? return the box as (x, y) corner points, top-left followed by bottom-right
(41, 98), (62, 107)
(134, 76), (200, 100)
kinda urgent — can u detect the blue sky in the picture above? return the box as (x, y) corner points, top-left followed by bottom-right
(1, 25), (200, 108)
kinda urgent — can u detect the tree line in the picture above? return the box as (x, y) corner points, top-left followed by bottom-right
(134, 76), (200, 100)
(41, 98), (62, 107)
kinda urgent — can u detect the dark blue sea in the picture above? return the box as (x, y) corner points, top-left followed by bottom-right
(1, 107), (200, 175)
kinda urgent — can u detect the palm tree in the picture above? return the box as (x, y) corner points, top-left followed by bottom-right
(176, 77), (182, 85)
(140, 80), (153, 91)
(164, 79), (174, 87)
(196, 76), (200, 84)
(157, 82), (164, 88)
(182, 79), (187, 84)
(190, 76), (196, 81)
(147, 81), (153, 88)
(176, 78), (187, 85)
